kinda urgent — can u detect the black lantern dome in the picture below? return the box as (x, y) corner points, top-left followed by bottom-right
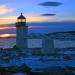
(17, 13), (26, 22)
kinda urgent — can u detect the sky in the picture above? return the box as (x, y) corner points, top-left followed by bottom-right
(0, 0), (75, 38)
(0, 0), (75, 24)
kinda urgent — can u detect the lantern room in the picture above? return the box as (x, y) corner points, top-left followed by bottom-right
(17, 13), (26, 22)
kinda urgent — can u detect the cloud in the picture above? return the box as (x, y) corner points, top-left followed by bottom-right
(27, 16), (52, 22)
(0, 34), (16, 38)
(0, 16), (17, 25)
(0, 26), (15, 30)
(41, 14), (56, 16)
(0, 5), (14, 15)
(0, 15), (75, 25)
(0, 16), (50, 25)
(59, 17), (75, 22)
(39, 1), (62, 6)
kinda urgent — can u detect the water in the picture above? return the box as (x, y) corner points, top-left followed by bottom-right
(0, 38), (16, 48)
(0, 22), (75, 48)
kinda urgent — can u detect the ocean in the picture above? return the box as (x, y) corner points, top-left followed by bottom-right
(0, 38), (16, 48)
(0, 21), (75, 48)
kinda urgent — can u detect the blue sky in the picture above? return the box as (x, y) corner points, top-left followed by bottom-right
(0, 0), (75, 24)
(0, 0), (75, 37)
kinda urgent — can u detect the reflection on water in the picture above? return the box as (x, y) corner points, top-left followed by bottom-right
(0, 38), (16, 48)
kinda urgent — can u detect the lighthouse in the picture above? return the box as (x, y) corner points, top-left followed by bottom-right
(16, 13), (28, 49)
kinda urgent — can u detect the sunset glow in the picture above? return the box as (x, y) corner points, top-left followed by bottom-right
(0, 16), (16, 25)
(0, 16), (75, 25)
(0, 16), (54, 25)
(0, 26), (16, 30)
(0, 34), (16, 38)
(0, 0), (74, 25)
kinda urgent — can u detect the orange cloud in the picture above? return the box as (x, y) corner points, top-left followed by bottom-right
(0, 5), (14, 15)
(0, 15), (57, 25)
(0, 16), (17, 25)
(0, 26), (16, 30)
(0, 34), (16, 38)
(0, 15), (75, 25)
(27, 16), (52, 22)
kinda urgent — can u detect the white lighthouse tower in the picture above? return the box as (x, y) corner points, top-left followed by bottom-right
(16, 13), (28, 49)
